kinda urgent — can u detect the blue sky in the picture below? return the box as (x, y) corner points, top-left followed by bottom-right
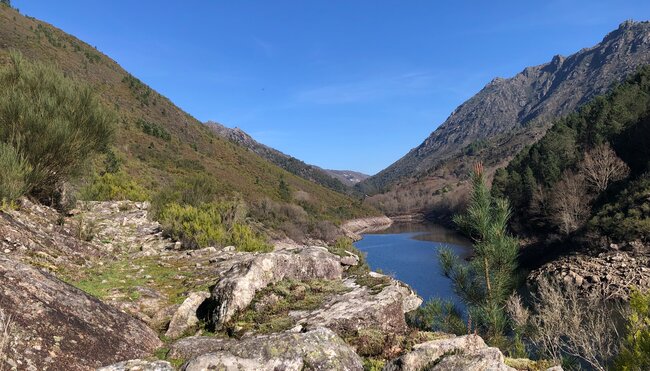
(14, 1), (650, 174)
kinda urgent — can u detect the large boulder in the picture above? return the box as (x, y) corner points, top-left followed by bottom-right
(165, 291), (210, 339)
(0, 256), (162, 371)
(384, 335), (514, 371)
(294, 275), (422, 334)
(211, 247), (345, 325)
(169, 327), (363, 371)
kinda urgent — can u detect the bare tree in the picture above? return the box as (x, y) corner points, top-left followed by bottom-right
(579, 143), (630, 193)
(549, 171), (591, 235)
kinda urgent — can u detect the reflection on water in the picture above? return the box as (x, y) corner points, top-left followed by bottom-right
(354, 223), (472, 305)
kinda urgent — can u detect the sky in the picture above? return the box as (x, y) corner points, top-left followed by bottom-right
(13, 1), (650, 175)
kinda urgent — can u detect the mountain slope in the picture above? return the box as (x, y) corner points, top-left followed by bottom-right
(205, 121), (351, 193)
(0, 5), (375, 225)
(360, 20), (650, 216)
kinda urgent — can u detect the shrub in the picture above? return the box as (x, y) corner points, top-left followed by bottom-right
(0, 142), (31, 203)
(79, 171), (149, 202)
(0, 51), (115, 202)
(158, 202), (228, 249)
(229, 223), (272, 253)
(157, 201), (269, 251)
(406, 298), (467, 335)
(614, 290), (650, 370)
(520, 277), (621, 371)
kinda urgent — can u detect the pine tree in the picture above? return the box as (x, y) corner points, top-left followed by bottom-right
(440, 163), (519, 340)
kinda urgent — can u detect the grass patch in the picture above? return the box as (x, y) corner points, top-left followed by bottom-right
(66, 256), (209, 305)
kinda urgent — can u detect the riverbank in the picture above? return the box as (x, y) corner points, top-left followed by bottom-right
(341, 215), (393, 240)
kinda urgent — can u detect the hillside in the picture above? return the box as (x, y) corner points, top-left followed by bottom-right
(493, 66), (650, 247)
(0, 6), (376, 232)
(360, 20), (650, 217)
(205, 121), (352, 193)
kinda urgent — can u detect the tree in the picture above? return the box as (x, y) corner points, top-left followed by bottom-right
(0, 1), (10, 7)
(440, 163), (519, 340)
(615, 290), (650, 370)
(579, 143), (630, 192)
(548, 171), (591, 235)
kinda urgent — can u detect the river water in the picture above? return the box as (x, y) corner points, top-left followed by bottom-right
(354, 223), (472, 305)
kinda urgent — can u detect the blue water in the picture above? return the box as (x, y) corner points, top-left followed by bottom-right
(354, 223), (472, 305)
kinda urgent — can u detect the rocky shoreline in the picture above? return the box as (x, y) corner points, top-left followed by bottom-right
(0, 200), (560, 370)
(341, 216), (393, 240)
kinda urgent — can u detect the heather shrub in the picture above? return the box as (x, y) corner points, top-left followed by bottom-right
(157, 201), (269, 251)
(0, 51), (115, 202)
(79, 171), (149, 201)
(0, 142), (30, 203)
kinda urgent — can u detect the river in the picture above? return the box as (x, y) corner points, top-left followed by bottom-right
(353, 223), (472, 305)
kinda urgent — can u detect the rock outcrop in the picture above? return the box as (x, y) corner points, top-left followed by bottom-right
(0, 255), (162, 371)
(211, 246), (345, 325)
(384, 335), (513, 371)
(293, 274), (422, 334)
(169, 327), (363, 371)
(97, 360), (174, 371)
(529, 250), (650, 300)
(165, 291), (211, 340)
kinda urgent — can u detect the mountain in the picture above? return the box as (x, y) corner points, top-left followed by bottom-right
(323, 169), (369, 187)
(205, 121), (351, 193)
(360, 20), (650, 216)
(0, 5), (375, 228)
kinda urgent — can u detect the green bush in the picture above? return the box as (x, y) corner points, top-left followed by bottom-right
(0, 142), (31, 203)
(157, 201), (269, 251)
(0, 51), (115, 201)
(158, 202), (228, 249)
(79, 171), (149, 202)
(229, 223), (272, 252)
(614, 290), (650, 370)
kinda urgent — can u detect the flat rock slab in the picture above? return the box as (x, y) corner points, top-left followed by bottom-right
(170, 327), (363, 371)
(97, 359), (174, 371)
(0, 256), (162, 371)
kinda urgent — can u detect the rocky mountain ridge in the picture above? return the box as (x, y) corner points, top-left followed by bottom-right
(361, 20), (650, 215)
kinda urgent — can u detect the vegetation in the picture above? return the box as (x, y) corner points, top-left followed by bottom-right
(0, 51), (114, 205)
(226, 279), (350, 336)
(440, 163), (519, 341)
(493, 66), (650, 242)
(615, 290), (650, 370)
(0, 142), (30, 203)
(406, 298), (467, 335)
(506, 278), (621, 371)
(79, 171), (149, 202)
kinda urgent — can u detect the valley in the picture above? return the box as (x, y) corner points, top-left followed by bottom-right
(0, 1), (649, 371)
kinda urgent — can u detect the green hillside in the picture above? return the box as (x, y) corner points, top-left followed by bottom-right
(0, 5), (377, 238)
(493, 66), (650, 244)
